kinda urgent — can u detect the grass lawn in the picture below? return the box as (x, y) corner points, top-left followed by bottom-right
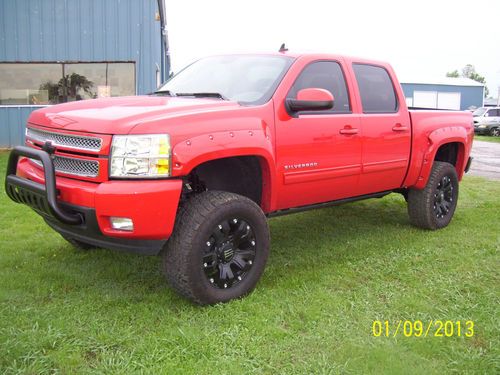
(475, 135), (500, 143)
(0, 150), (498, 374)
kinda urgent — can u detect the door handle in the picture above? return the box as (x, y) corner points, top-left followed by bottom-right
(392, 124), (408, 132)
(339, 127), (359, 135)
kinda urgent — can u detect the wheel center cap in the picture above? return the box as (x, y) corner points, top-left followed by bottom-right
(223, 248), (234, 262)
(219, 241), (235, 262)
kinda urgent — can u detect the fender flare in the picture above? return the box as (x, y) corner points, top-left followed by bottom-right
(171, 129), (277, 212)
(413, 126), (468, 189)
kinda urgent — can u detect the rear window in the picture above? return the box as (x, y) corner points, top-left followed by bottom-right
(353, 64), (398, 113)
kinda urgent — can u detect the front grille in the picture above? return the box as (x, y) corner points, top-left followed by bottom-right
(31, 156), (100, 178)
(26, 127), (103, 152)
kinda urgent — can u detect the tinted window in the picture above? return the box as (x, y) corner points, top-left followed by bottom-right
(487, 109), (499, 117)
(288, 61), (351, 113)
(353, 64), (398, 113)
(0, 62), (135, 105)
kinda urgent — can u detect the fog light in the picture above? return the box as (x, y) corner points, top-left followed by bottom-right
(110, 217), (134, 231)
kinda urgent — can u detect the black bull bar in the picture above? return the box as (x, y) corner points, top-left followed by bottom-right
(5, 146), (83, 225)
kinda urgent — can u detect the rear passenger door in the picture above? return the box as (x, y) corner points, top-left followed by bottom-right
(351, 63), (411, 194)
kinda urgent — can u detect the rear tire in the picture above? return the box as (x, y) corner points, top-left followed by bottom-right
(407, 161), (459, 230)
(163, 191), (270, 305)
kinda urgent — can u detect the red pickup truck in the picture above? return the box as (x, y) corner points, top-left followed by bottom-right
(5, 53), (474, 304)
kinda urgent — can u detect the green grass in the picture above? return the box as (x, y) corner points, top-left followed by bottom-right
(475, 135), (500, 143)
(0, 150), (498, 374)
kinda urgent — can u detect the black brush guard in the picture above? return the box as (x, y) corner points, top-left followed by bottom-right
(5, 146), (83, 225)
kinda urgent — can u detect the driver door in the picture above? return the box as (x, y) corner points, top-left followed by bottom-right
(275, 60), (362, 209)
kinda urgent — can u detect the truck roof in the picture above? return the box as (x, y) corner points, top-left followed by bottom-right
(206, 51), (392, 68)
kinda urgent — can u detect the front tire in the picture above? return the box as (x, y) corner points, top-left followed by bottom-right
(407, 161), (459, 230)
(163, 191), (270, 305)
(491, 127), (500, 137)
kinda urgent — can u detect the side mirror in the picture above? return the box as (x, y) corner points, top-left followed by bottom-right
(286, 88), (334, 114)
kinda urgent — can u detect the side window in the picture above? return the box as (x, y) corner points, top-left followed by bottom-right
(288, 61), (351, 113)
(487, 109), (499, 117)
(353, 64), (398, 113)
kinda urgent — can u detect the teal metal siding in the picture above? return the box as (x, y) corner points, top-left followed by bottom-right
(0, 0), (161, 94)
(0, 0), (164, 147)
(401, 83), (484, 110)
(0, 106), (45, 148)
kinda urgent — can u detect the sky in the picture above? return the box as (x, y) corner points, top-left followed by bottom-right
(164, 0), (500, 97)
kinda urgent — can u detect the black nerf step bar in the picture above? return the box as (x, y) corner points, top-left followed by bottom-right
(5, 146), (83, 225)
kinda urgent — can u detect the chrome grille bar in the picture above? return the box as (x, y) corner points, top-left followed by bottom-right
(26, 127), (103, 152)
(30, 156), (100, 178)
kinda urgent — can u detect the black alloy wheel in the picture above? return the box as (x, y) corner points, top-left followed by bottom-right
(203, 218), (256, 289)
(433, 175), (454, 219)
(407, 161), (459, 230)
(163, 190), (270, 305)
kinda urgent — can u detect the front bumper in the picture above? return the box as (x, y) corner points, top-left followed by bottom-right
(5, 147), (183, 254)
(45, 203), (167, 255)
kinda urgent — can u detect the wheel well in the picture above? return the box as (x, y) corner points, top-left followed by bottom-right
(434, 142), (459, 166)
(186, 156), (263, 206)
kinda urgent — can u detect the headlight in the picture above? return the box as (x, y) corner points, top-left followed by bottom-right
(478, 125), (487, 129)
(110, 134), (171, 178)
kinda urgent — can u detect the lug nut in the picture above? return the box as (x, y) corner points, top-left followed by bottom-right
(209, 278), (214, 283)
(206, 241), (211, 246)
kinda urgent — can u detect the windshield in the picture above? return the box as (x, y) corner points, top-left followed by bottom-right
(157, 55), (294, 105)
(472, 107), (487, 117)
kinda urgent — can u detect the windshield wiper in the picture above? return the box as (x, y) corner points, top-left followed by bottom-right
(174, 92), (228, 100)
(152, 90), (176, 96)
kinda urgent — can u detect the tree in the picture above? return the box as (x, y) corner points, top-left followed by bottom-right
(38, 81), (60, 104)
(61, 73), (94, 100)
(446, 65), (489, 97)
(39, 73), (95, 104)
(462, 65), (489, 97)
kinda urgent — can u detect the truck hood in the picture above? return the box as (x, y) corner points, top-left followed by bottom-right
(28, 96), (241, 134)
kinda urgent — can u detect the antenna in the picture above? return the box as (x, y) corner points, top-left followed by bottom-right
(279, 43), (288, 53)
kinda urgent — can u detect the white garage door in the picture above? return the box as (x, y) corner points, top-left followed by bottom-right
(413, 91), (461, 110)
(437, 92), (461, 110)
(414, 91), (437, 108)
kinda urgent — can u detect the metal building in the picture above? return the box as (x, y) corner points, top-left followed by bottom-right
(401, 77), (484, 111)
(0, 0), (169, 148)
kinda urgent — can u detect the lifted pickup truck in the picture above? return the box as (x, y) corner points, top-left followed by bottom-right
(5, 52), (474, 304)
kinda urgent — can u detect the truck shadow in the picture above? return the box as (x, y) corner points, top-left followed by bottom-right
(44, 195), (412, 305)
